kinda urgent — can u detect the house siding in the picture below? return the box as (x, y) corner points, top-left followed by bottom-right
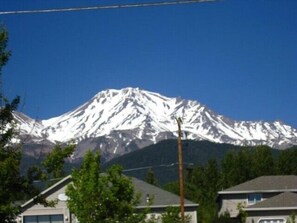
(219, 192), (291, 218)
(219, 194), (247, 217)
(218, 176), (297, 222)
(21, 185), (71, 223)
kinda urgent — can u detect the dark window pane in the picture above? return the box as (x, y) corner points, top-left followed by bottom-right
(24, 216), (37, 223)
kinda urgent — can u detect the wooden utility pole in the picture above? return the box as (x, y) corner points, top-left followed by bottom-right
(176, 117), (185, 222)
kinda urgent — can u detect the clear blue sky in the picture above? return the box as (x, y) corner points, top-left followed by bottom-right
(1, 0), (296, 128)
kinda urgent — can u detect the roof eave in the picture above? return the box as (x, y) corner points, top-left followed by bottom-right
(137, 203), (199, 209)
(244, 207), (297, 211)
(218, 189), (297, 195)
(21, 175), (72, 209)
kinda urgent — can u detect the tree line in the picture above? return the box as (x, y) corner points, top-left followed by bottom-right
(162, 145), (297, 222)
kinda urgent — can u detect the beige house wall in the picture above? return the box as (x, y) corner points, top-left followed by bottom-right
(219, 193), (281, 218)
(21, 185), (71, 222)
(219, 194), (247, 217)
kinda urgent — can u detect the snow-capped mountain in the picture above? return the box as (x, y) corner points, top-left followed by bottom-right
(15, 87), (297, 161)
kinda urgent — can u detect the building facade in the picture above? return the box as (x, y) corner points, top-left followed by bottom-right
(20, 175), (198, 223)
(217, 175), (297, 223)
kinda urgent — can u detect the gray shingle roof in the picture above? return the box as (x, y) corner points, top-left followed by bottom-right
(219, 175), (297, 194)
(245, 192), (297, 211)
(131, 177), (197, 208)
(22, 175), (198, 210)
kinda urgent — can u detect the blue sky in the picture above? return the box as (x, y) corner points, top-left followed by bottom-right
(1, 0), (296, 128)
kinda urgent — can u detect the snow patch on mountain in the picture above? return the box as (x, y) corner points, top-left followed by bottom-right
(14, 87), (297, 160)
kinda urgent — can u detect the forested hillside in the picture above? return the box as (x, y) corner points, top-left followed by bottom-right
(104, 140), (297, 222)
(166, 144), (297, 222)
(21, 139), (297, 222)
(103, 140), (251, 184)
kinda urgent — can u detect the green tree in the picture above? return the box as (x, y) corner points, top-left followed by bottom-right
(196, 202), (218, 223)
(180, 160), (220, 223)
(161, 206), (191, 223)
(221, 148), (252, 188)
(145, 168), (158, 186)
(220, 150), (239, 188)
(204, 159), (220, 201)
(276, 147), (297, 175)
(42, 143), (75, 179)
(0, 25), (25, 223)
(287, 212), (296, 223)
(237, 202), (248, 223)
(66, 150), (147, 223)
(163, 181), (179, 195)
(0, 26), (76, 222)
(250, 146), (275, 178)
(217, 211), (233, 223)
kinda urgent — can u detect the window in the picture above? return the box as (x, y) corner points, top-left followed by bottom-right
(23, 215), (63, 223)
(258, 218), (285, 223)
(51, 215), (64, 223)
(23, 216), (36, 223)
(247, 193), (262, 204)
(38, 216), (50, 223)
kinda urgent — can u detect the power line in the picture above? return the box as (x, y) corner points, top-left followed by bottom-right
(0, 0), (218, 15)
(32, 162), (194, 182)
(122, 162), (177, 172)
(122, 162), (193, 172)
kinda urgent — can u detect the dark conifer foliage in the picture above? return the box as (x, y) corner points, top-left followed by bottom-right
(105, 139), (296, 222)
(0, 26), (75, 223)
(0, 26), (25, 223)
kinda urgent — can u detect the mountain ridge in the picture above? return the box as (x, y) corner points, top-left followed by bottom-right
(14, 87), (297, 161)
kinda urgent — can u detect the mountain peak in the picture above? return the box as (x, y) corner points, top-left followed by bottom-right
(15, 88), (297, 161)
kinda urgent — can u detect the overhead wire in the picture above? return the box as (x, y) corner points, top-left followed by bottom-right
(122, 163), (178, 172)
(32, 162), (193, 182)
(0, 0), (218, 15)
(122, 162), (193, 172)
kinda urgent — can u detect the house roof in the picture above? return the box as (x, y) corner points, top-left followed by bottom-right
(218, 175), (297, 194)
(22, 175), (198, 211)
(132, 177), (197, 208)
(21, 175), (72, 210)
(244, 192), (297, 211)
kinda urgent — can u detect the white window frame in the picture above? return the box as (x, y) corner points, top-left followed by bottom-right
(257, 218), (286, 223)
(247, 193), (262, 205)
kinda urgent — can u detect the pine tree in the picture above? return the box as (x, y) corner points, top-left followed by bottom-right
(145, 168), (158, 186)
(0, 26), (75, 222)
(0, 25), (24, 223)
(42, 143), (75, 179)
